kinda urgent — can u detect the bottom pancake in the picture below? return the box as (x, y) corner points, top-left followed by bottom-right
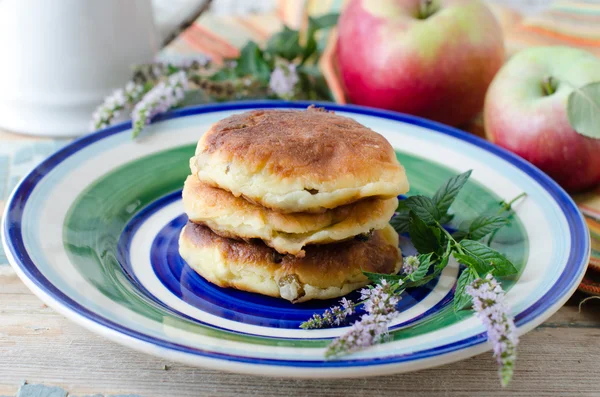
(179, 221), (402, 303)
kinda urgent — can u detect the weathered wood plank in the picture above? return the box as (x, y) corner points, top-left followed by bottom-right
(2, 273), (600, 397)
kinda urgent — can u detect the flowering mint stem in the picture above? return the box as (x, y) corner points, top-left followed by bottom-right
(466, 274), (518, 387)
(131, 71), (189, 138)
(325, 280), (402, 357)
(90, 82), (145, 131)
(300, 298), (355, 329)
(300, 260), (421, 332)
(269, 61), (299, 99)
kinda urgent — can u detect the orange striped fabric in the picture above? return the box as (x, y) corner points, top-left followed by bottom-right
(506, 1), (600, 57)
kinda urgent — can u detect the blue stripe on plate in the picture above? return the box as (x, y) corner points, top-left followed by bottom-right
(117, 189), (443, 334)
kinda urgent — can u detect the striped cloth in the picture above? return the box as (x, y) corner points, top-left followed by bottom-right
(505, 1), (600, 57)
(160, 0), (600, 291)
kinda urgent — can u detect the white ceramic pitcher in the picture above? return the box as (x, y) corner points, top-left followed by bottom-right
(0, 0), (178, 137)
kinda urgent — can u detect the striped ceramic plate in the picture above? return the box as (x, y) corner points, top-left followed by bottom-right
(1, 101), (589, 378)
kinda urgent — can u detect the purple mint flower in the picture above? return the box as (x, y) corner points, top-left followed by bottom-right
(171, 55), (211, 68)
(325, 312), (398, 357)
(90, 81), (144, 131)
(131, 70), (188, 137)
(402, 255), (420, 276)
(466, 274), (518, 387)
(325, 280), (401, 357)
(300, 297), (356, 329)
(360, 279), (401, 315)
(269, 62), (298, 99)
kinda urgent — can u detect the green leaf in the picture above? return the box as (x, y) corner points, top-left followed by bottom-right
(435, 240), (453, 272)
(209, 67), (238, 81)
(567, 81), (600, 139)
(452, 226), (468, 241)
(363, 271), (403, 285)
(403, 266), (437, 288)
(390, 210), (410, 234)
(408, 212), (441, 254)
(454, 268), (476, 312)
(295, 68), (332, 101)
(409, 253), (434, 282)
(311, 13), (340, 29)
(166, 64), (180, 75)
(454, 215), (509, 242)
(301, 13), (339, 64)
(460, 240), (518, 276)
(439, 213), (454, 225)
(453, 252), (490, 276)
(396, 200), (408, 211)
(404, 195), (441, 225)
(297, 64), (322, 77)
(236, 41), (271, 82)
(432, 170), (472, 216)
(266, 26), (303, 61)
(301, 18), (319, 64)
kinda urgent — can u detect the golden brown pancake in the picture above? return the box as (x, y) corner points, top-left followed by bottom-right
(178, 221), (402, 302)
(189, 106), (409, 213)
(182, 175), (398, 256)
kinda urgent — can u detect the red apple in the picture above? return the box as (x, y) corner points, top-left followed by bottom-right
(336, 0), (504, 126)
(485, 46), (600, 192)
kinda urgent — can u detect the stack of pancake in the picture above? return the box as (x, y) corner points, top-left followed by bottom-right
(179, 106), (409, 303)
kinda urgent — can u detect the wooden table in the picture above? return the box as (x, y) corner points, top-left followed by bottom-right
(1, 269), (599, 396)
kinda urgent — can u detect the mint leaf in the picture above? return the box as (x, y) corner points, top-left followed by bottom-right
(404, 243), (450, 288)
(409, 253), (434, 282)
(435, 240), (453, 272)
(460, 240), (518, 276)
(363, 271), (403, 285)
(266, 26), (303, 61)
(454, 215), (509, 241)
(439, 213), (454, 225)
(396, 200), (408, 211)
(408, 212), (441, 254)
(236, 42), (271, 82)
(453, 226), (468, 241)
(404, 195), (441, 225)
(210, 67), (238, 81)
(301, 13), (339, 64)
(390, 210), (410, 234)
(432, 170), (472, 216)
(454, 268), (476, 312)
(567, 81), (600, 139)
(453, 252), (490, 276)
(404, 267), (438, 288)
(467, 215), (509, 241)
(311, 13), (340, 29)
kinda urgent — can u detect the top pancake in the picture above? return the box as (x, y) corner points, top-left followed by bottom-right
(190, 106), (409, 213)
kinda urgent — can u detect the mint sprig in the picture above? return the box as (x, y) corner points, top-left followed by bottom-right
(370, 169), (525, 312)
(432, 170), (472, 215)
(307, 170), (525, 387)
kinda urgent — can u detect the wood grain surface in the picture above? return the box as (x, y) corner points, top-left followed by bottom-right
(2, 272), (600, 397)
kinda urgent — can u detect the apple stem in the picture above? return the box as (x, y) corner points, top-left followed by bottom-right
(542, 76), (558, 96)
(418, 0), (437, 19)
